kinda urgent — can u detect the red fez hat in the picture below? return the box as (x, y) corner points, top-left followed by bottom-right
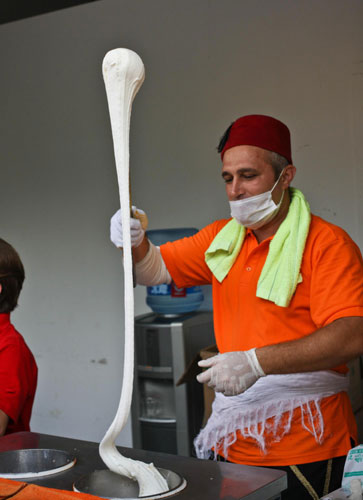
(221, 114), (292, 164)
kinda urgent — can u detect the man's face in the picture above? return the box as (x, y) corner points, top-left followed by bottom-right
(221, 145), (282, 203)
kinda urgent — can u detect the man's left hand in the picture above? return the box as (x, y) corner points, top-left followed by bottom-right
(196, 349), (265, 396)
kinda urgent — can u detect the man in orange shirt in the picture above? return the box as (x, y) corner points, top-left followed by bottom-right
(110, 115), (363, 499)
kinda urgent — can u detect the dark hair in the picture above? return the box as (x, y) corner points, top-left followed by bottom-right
(217, 123), (233, 154)
(217, 123), (289, 180)
(0, 239), (25, 313)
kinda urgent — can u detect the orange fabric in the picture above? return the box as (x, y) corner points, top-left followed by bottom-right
(0, 478), (103, 499)
(0, 478), (26, 499)
(160, 214), (363, 466)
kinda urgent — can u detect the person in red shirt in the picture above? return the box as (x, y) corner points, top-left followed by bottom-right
(110, 115), (363, 499)
(0, 238), (37, 435)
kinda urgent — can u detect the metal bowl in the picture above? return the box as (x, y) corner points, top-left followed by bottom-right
(73, 468), (187, 499)
(0, 448), (76, 478)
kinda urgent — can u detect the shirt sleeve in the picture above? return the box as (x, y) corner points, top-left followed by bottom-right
(310, 227), (363, 328)
(160, 220), (229, 288)
(0, 341), (26, 423)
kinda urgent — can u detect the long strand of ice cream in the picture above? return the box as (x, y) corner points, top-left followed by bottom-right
(100, 48), (168, 497)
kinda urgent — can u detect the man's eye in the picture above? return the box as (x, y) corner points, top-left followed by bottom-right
(223, 177), (232, 183)
(243, 174), (256, 179)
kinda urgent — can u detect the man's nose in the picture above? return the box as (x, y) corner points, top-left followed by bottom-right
(230, 179), (244, 199)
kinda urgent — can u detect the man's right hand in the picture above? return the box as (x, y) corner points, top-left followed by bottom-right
(196, 349), (265, 396)
(110, 206), (147, 248)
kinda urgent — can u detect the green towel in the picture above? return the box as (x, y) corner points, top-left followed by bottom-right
(205, 219), (245, 283)
(205, 188), (311, 307)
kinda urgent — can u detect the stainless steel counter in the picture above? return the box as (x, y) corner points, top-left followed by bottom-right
(0, 432), (287, 500)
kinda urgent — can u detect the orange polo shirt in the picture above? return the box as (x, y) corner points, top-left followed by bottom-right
(160, 214), (363, 466)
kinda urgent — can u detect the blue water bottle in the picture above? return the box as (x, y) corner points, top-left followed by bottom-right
(145, 228), (204, 315)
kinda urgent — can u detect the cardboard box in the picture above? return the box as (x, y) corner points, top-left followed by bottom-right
(176, 344), (218, 426)
(199, 344), (218, 425)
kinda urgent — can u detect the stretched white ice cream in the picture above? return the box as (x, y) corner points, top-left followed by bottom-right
(100, 48), (168, 497)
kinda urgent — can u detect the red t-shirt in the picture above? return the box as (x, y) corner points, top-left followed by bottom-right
(160, 214), (363, 465)
(0, 314), (38, 434)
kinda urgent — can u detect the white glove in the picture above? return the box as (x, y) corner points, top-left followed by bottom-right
(196, 349), (265, 396)
(110, 206), (146, 248)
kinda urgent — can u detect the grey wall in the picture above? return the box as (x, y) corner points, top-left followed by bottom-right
(0, 0), (362, 446)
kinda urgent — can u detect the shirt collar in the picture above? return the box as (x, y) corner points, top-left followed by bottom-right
(0, 313), (11, 327)
(245, 227), (274, 245)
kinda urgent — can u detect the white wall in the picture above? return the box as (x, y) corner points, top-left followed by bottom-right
(0, 0), (362, 446)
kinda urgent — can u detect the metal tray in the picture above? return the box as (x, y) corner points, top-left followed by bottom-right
(0, 448), (76, 478)
(73, 467), (187, 499)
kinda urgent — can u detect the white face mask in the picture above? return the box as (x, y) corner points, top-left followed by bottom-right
(229, 170), (285, 229)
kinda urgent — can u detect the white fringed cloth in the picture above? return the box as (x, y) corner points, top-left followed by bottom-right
(194, 371), (349, 459)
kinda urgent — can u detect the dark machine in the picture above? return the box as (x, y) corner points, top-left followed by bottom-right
(132, 311), (215, 456)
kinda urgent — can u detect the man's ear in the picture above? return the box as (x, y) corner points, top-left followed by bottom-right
(0, 284), (2, 294)
(282, 164), (296, 189)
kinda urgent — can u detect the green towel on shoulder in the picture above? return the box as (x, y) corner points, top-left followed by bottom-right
(204, 219), (245, 282)
(205, 188), (311, 307)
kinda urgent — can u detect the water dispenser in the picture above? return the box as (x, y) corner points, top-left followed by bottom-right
(132, 228), (215, 457)
(132, 311), (215, 456)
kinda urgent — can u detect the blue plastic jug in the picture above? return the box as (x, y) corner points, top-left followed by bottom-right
(145, 228), (204, 315)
